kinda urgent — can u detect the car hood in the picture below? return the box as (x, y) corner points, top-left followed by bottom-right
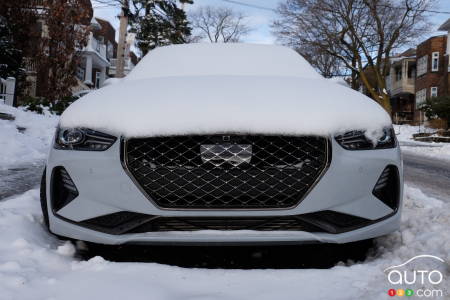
(60, 76), (391, 138)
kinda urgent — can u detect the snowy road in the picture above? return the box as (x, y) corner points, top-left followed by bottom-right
(403, 152), (450, 201)
(0, 163), (44, 200)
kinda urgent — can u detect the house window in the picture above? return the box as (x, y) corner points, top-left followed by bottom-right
(431, 52), (439, 72)
(431, 87), (438, 98)
(417, 55), (428, 77)
(416, 89), (427, 108)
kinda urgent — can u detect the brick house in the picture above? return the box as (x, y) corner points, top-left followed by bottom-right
(415, 34), (449, 122)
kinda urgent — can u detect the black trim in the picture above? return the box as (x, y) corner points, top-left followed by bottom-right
(78, 210), (382, 235)
(372, 165), (400, 211)
(50, 166), (79, 213)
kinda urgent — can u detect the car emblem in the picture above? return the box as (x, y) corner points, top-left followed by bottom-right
(200, 144), (252, 166)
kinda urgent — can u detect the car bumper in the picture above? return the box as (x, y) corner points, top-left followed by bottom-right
(45, 138), (403, 245)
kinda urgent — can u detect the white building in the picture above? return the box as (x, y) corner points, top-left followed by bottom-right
(73, 18), (112, 94)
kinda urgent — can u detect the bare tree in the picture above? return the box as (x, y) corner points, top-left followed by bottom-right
(189, 6), (251, 43)
(36, 0), (92, 102)
(272, 0), (434, 113)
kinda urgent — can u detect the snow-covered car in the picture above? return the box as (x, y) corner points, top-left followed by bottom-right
(41, 44), (403, 245)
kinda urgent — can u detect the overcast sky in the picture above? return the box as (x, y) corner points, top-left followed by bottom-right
(93, 0), (450, 55)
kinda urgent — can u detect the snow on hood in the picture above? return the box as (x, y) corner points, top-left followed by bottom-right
(60, 74), (391, 137)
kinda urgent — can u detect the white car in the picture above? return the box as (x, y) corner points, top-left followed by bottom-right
(41, 44), (403, 245)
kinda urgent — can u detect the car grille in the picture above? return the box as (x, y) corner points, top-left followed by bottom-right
(123, 135), (330, 209)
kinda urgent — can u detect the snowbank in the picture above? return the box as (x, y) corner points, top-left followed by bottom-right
(0, 104), (58, 170)
(0, 185), (448, 300)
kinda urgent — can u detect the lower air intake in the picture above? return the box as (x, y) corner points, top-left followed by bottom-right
(372, 165), (400, 210)
(80, 211), (372, 235)
(51, 167), (79, 212)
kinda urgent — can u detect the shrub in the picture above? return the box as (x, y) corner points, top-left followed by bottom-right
(21, 95), (76, 115)
(420, 96), (450, 130)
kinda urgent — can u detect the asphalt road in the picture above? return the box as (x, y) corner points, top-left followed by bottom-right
(0, 163), (44, 200)
(402, 152), (450, 201)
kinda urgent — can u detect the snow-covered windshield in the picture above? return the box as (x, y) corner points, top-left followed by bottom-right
(125, 44), (323, 81)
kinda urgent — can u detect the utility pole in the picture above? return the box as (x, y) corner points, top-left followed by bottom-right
(116, 0), (129, 78)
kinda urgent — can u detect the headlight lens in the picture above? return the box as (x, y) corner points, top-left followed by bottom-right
(335, 127), (396, 150)
(54, 127), (117, 151)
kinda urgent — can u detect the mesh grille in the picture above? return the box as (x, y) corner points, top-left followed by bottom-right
(124, 135), (329, 209)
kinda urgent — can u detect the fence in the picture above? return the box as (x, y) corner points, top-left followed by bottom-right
(0, 77), (16, 106)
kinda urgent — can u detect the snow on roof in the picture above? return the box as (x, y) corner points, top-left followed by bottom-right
(125, 43), (323, 80)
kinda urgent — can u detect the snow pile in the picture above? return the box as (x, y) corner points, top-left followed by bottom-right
(61, 44), (391, 138)
(394, 124), (450, 161)
(0, 104), (59, 170)
(0, 185), (448, 300)
(393, 124), (436, 143)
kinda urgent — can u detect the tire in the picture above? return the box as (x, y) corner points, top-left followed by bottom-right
(40, 168), (50, 230)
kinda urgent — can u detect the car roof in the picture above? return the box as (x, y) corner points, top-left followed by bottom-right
(125, 43), (322, 81)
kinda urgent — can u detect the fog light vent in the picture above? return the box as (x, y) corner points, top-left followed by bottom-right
(51, 167), (79, 212)
(372, 165), (400, 210)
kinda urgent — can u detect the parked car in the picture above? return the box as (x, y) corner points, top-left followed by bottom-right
(41, 44), (402, 245)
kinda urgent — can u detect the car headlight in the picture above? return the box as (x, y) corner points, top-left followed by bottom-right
(335, 127), (396, 150)
(54, 127), (117, 151)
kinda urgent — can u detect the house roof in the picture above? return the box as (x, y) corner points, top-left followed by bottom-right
(438, 18), (450, 31)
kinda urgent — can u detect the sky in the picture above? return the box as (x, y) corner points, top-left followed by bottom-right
(93, 0), (450, 55)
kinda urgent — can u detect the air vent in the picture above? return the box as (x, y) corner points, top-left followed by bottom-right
(372, 165), (400, 210)
(51, 167), (79, 212)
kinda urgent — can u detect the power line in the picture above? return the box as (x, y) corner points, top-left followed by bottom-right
(220, 0), (276, 12)
(219, 0), (450, 15)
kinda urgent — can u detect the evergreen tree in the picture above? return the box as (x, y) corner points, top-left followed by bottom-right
(130, 0), (193, 55)
(0, 16), (22, 79)
(0, 0), (38, 101)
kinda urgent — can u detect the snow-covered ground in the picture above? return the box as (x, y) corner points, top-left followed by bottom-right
(0, 104), (58, 170)
(394, 124), (450, 161)
(0, 185), (448, 300)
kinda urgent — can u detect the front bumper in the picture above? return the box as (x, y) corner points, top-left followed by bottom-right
(45, 137), (403, 245)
